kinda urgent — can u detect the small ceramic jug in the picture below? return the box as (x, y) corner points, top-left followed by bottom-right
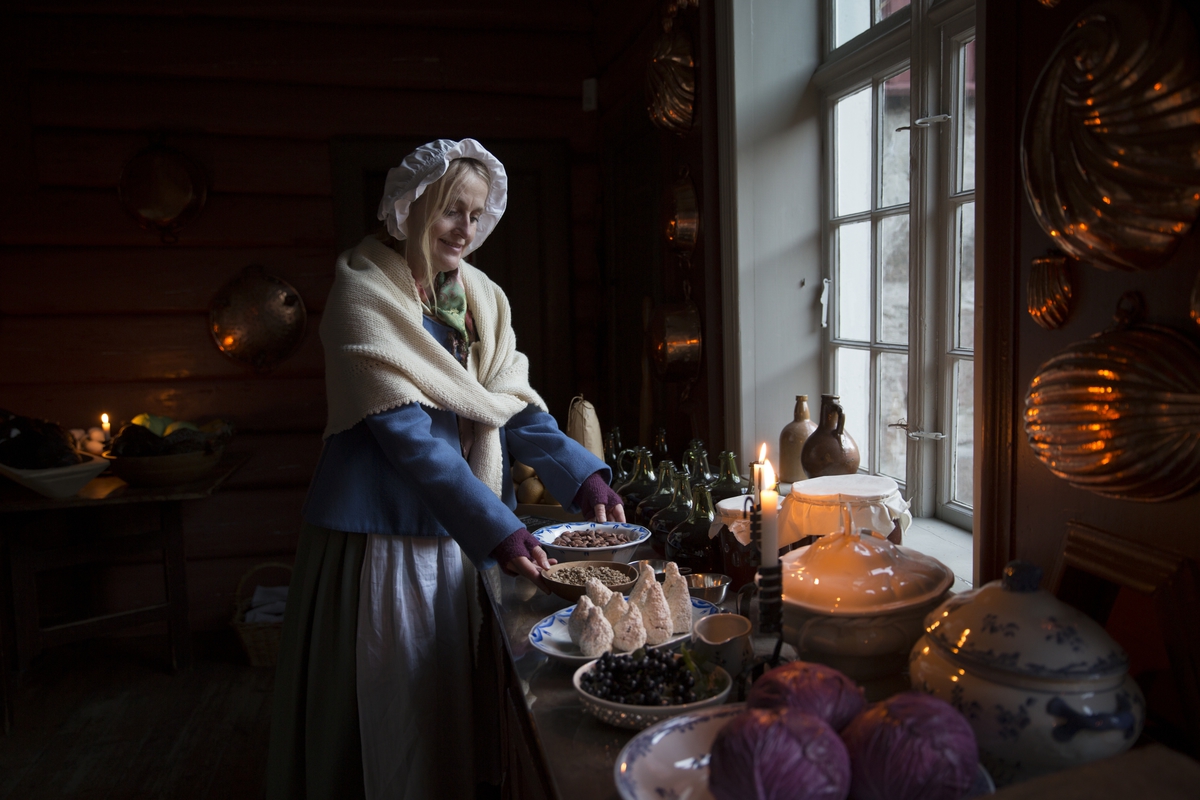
(800, 394), (861, 478)
(692, 613), (755, 679)
(778, 395), (819, 484)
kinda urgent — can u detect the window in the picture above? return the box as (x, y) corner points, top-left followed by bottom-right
(818, 0), (976, 528)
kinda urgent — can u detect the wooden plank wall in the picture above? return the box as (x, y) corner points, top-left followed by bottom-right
(0, 0), (653, 632)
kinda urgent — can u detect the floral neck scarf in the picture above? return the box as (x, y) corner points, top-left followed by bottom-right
(417, 269), (475, 365)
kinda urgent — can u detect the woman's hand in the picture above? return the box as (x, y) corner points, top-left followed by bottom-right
(573, 472), (626, 523)
(491, 527), (557, 593)
(504, 546), (557, 593)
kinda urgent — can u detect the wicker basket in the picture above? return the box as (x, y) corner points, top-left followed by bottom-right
(232, 562), (292, 667)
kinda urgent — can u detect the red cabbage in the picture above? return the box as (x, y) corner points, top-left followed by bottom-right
(709, 708), (851, 800)
(746, 661), (866, 731)
(840, 692), (978, 800)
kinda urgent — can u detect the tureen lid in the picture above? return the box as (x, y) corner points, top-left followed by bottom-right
(923, 561), (1129, 681)
(781, 531), (954, 615)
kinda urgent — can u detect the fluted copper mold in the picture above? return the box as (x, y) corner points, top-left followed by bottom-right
(1191, 269), (1200, 327)
(646, 29), (695, 135)
(1024, 321), (1200, 501)
(1028, 252), (1075, 330)
(1021, 0), (1200, 271)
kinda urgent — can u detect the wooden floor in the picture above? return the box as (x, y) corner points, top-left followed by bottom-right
(0, 633), (273, 800)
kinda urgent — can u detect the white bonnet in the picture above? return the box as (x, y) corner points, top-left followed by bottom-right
(376, 138), (508, 255)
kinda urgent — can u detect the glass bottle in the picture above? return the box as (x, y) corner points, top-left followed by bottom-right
(648, 474), (693, 556)
(604, 430), (627, 487)
(683, 446), (713, 487)
(653, 426), (670, 462)
(616, 446), (657, 520)
(708, 450), (749, 505)
(665, 483), (719, 574)
(635, 460), (678, 527)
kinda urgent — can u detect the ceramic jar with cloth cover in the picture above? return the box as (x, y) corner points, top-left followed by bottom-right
(780, 531), (954, 683)
(909, 561), (1145, 787)
(780, 474), (912, 547)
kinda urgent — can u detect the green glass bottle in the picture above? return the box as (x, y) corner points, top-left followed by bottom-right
(647, 473), (693, 557)
(708, 450), (749, 504)
(665, 483), (719, 574)
(615, 446), (657, 520)
(635, 460), (678, 527)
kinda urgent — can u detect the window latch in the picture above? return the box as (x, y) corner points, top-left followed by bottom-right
(820, 278), (831, 329)
(888, 419), (946, 441)
(896, 113), (952, 133)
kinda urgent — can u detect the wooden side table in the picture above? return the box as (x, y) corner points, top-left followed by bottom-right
(0, 451), (249, 731)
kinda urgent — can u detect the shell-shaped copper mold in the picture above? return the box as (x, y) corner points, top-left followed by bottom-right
(1028, 252), (1075, 330)
(1021, 0), (1200, 271)
(1024, 324), (1200, 501)
(646, 29), (695, 135)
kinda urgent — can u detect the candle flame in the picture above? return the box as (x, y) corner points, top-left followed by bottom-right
(758, 443), (767, 462)
(762, 458), (776, 490)
(101, 413), (109, 425)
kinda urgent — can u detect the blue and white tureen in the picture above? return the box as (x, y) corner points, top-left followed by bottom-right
(909, 560), (1144, 787)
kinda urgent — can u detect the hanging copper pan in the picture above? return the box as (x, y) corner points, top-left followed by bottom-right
(118, 142), (207, 242)
(648, 300), (702, 382)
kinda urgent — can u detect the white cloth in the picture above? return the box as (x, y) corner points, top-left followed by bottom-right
(356, 533), (478, 800)
(320, 236), (546, 497)
(377, 138), (508, 254)
(779, 474), (912, 545)
(244, 584), (287, 622)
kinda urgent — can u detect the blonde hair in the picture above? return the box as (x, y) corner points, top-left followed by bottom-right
(379, 157), (492, 301)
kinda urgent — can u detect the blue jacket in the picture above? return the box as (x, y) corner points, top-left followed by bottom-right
(303, 316), (608, 567)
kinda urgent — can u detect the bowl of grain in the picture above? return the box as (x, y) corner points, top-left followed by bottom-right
(533, 522), (651, 564)
(540, 561), (639, 603)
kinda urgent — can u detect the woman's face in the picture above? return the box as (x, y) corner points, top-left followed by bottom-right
(424, 172), (489, 274)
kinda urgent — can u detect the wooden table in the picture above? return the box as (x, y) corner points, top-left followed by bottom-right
(0, 451), (249, 734)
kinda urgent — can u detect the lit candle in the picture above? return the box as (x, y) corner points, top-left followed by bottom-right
(761, 458), (779, 567)
(752, 442), (767, 502)
(101, 413), (111, 441)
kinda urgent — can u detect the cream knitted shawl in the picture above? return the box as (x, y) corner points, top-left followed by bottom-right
(321, 236), (546, 498)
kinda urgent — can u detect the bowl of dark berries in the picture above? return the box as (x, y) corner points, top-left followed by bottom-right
(573, 648), (732, 730)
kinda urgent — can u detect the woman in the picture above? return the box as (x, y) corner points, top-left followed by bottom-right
(266, 139), (624, 799)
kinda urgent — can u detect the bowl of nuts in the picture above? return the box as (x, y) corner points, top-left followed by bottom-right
(540, 561), (639, 603)
(533, 522), (651, 564)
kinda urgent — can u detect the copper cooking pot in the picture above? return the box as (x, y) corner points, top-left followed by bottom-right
(648, 301), (702, 381)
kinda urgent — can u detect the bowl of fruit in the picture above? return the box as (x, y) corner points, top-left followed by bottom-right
(573, 648), (732, 730)
(104, 413), (233, 487)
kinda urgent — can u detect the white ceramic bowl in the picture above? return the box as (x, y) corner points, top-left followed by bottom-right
(780, 532), (955, 681)
(534, 522), (651, 563)
(573, 657), (732, 730)
(0, 453), (109, 499)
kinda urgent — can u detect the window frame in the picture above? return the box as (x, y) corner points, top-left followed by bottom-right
(817, 0), (976, 528)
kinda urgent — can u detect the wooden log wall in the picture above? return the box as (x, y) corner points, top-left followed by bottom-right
(0, 0), (671, 633)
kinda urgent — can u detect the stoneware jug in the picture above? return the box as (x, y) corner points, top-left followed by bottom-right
(800, 394), (860, 477)
(779, 395), (819, 484)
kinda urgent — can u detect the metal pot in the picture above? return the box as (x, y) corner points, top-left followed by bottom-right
(647, 301), (702, 381)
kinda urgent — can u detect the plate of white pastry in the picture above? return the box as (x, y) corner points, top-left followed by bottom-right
(528, 561), (722, 665)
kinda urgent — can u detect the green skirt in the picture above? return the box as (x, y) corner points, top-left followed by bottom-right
(265, 524), (368, 800)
